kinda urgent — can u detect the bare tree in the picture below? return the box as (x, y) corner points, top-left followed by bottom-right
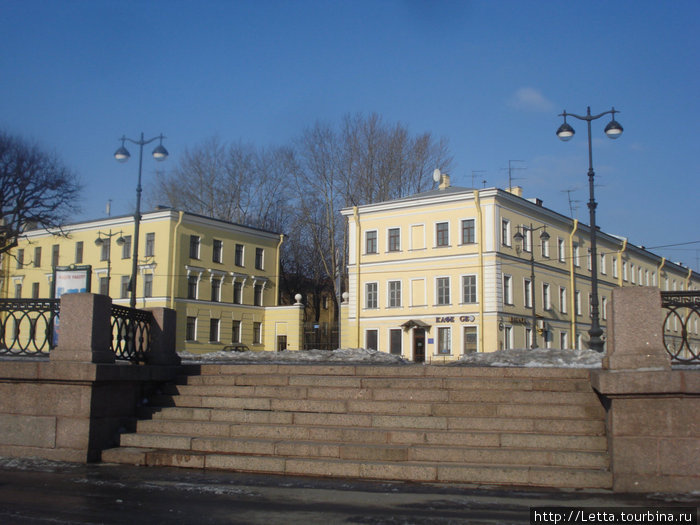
(0, 131), (81, 255)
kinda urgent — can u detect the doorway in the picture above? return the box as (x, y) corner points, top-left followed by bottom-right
(413, 328), (425, 363)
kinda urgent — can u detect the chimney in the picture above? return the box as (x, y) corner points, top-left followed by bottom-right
(439, 173), (451, 190)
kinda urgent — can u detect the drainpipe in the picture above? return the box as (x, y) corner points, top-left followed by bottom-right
(275, 234), (284, 306)
(657, 257), (665, 289)
(354, 206), (361, 348)
(617, 238), (628, 288)
(169, 211), (184, 309)
(685, 266), (692, 291)
(568, 219), (578, 342)
(474, 190), (485, 353)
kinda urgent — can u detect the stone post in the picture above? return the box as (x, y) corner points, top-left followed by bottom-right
(147, 307), (181, 365)
(51, 293), (115, 364)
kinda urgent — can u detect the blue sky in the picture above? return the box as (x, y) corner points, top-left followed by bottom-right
(2, 1), (699, 270)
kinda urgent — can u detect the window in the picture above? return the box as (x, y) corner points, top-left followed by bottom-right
(213, 239), (223, 263)
(253, 322), (262, 344)
(75, 241), (83, 264)
(559, 287), (567, 314)
(231, 320), (241, 343)
(14, 283), (22, 298)
(209, 318), (220, 342)
(461, 219), (475, 244)
(612, 256), (618, 278)
(365, 329), (378, 351)
(186, 316), (197, 341)
(542, 283), (551, 310)
(462, 275), (477, 304)
(121, 235), (132, 259)
(211, 278), (221, 302)
(436, 222), (449, 247)
(600, 254), (606, 275)
(503, 275), (513, 305)
(525, 327), (533, 348)
(16, 249), (24, 268)
(572, 243), (580, 267)
(254, 283), (263, 306)
(52, 244), (59, 267)
(120, 276), (130, 299)
(622, 261), (628, 281)
(388, 228), (400, 252)
(639, 267), (643, 286)
(34, 247), (41, 268)
(189, 235), (200, 259)
(523, 228), (533, 253)
(143, 273), (153, 298)
(235, 244), (244, 266)
(365, 282), (378, 309)
(560, 331), (568, 349)
(503, 326), (513, 349)
(145, 233), (155, 257)
(524, 279), (532, 308)
(233, 282), (243, 304)
(575, 290), (582, 316)
(388, 280), (401, 307)
(31, 282), (39, 299)
(501, 219), (511, 247)
(630, 263), (635, 283)
(389, 329), (402, 355)
(558, 239), (565, 262)
(100, 239), (110, 261)
(437, 327), (451, 355)
(588, 293), (593, 318)
(463, 326), (477, 353)
(187, 275), (198, 300)
(436, 277), (450, 305)
(602, 296), (608, 320)
(365, 231), (377, 254)
(541, 236), (550, 258)
(99, 276), (109, 296)
(255, 248), (264, 270)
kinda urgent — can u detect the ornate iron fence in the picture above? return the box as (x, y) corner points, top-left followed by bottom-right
(0, 299), (60, 355)
(110, 304), (153, 362)
(661, 291), (700, 363)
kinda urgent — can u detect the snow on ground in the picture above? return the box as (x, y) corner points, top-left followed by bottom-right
(178, 347), (605, 368)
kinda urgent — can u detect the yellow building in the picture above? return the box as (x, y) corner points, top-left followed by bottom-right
(1, 208), (304, 353)
(340, 175), (699, 362)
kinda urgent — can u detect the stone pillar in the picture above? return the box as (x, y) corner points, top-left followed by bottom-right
(51, 293), (115, 364)
(147, 307), (181, 365)
(602, 287), (670, 370)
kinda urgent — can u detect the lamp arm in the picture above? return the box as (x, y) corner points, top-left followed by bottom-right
(559, 109), (618, 122)
(120, 134), (165, 147)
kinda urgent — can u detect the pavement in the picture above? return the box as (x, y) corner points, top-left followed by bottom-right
(0, 457), (697, 525)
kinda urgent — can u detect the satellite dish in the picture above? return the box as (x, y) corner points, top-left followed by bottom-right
(433, 169), (441, 183)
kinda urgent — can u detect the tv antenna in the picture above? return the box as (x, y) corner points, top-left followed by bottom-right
(501, 160), (526, 191)
(106, 199), (112, 217)
(471, 170), (486, 188)
(560, 188), (581, 218)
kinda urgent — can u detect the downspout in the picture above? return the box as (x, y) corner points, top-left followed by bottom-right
(617, 239), (628, 288)
(353, 206), (361, 347)
(685, 266), (692, 291)
(169, 211), (184, 309)
(568, 219), (578, 343)
(275, 234), (284, 306)
(658, 257), (666, 289)
(474, 190), (485, 352)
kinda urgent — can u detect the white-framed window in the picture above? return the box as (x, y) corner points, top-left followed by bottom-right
(523, 227), (533, 253)
(558, 238), (565, 262)
(652, 271), (657, 287)
(365, 329), (378, 351)
(189, 235), (201, 259)
(576, 332), (583, 350)
(587, 249), (592, 271)
(121, 275), (130, 299)
(436, 222), (449, 247)
(365, 230), (378, 254)
(623, 261), (628, 281)
(573, 243), (580, 267)
(209, 318), (220, 342)
(524, 278), (532, 308)
(255, 248), (264, 270)
(463, 326), (478, 353)
(542, 283), (551, 311)
(387, 228), (401, 252)
(575, 290), (582, 316)
(233, 282), (243, 304)
(503, 326), (513, 349)
(186, 316), (197, 341)
(121, 236), (132, 259)
(612, 256), (618, 278)
(253, 322), (262, 344)
(588, 293), (593, 318)
(388, 280), (401, 308)
(437, 326), (451, 355)
(503, 275), (513, 305)
(145, 233), (155, 257)
(559, 286), (567, 314)
(213, 239), (223, 263)
(602, 296), (608, 320)
(600, 253), (606, 275)
(462, 275), (477, 304)
(143, 273), (153, 298)
(631, 263), (636, 283)
(461, 219), (475, 244)
(645, 270), (650, 286)
(231, 320), (241, 343)
(639, 267), (643, 286)
(254, 283), (263, 306)
(100, 240), (110, 262)
(389, 329), (402, 355)
(211, 278), (221, 302)
(365, 282), (378, 309)
(436, 277), (450, 305)
(501, 219), (511, 247)
(235, 244), (244, 266)
(188, 275), (198, 300)
(541, 236), (550, 258)
(560, 331), (568, 349)
(525, 327), (533, 348)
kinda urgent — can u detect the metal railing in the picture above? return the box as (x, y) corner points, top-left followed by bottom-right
(0, 298), (153, 362)
(661, 291), (700, 363)
(0, 299), (60, 355)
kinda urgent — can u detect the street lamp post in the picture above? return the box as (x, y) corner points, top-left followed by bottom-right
(556, 107), (623, 352)
(514, 224), (550, 349)
(94, 230), (125, 296)
(114, 133), (168, 308)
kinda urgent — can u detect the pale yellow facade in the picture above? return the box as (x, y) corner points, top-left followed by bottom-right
(340, 178), (699, 362)
(1, 209), (303, 353)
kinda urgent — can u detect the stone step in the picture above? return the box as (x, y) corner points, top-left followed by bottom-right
(101, 447), (612, 489)
(142, 406), (606, 434)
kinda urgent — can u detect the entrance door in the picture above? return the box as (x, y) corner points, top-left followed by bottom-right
(413, 328), (425, 363)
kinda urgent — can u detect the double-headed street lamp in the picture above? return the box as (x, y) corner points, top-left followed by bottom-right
(556, 107), (623, 352)
(114, 133), (168, 308)
(514, 224), (550, 349)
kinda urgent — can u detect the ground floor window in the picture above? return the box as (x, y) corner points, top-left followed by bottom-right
(503, 326), (513, 349)
(366, 329), (378, 351)
(253, 322), (262, 344)
(463, 326), (477, 353)
(560, 331), (568, 349)
(209, 318), (220, 342)
(231, 320), (241, 343)
(437, 327), (451, 354)
(389, 329), (402, 355)
(186, 316), (197, 341)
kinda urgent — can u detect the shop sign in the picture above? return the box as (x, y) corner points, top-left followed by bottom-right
(435, 315), (476, 323)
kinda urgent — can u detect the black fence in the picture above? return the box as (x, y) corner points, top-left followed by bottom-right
(661, 291), (700, 363)
(0, 298), (153, 362)
(303, 322), (339, 351)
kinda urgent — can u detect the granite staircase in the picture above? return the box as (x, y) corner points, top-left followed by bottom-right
(101, 364), (611, 489)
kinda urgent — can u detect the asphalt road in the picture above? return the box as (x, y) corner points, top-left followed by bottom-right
(0, 458), (697, 525)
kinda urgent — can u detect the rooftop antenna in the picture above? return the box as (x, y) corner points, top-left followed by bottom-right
(471, 170), (486, 188)
(561, 188), (581, 218)
(501, 160), (526, 191)
(482, 179), (487, 188)
(106, 199), (112, 217)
